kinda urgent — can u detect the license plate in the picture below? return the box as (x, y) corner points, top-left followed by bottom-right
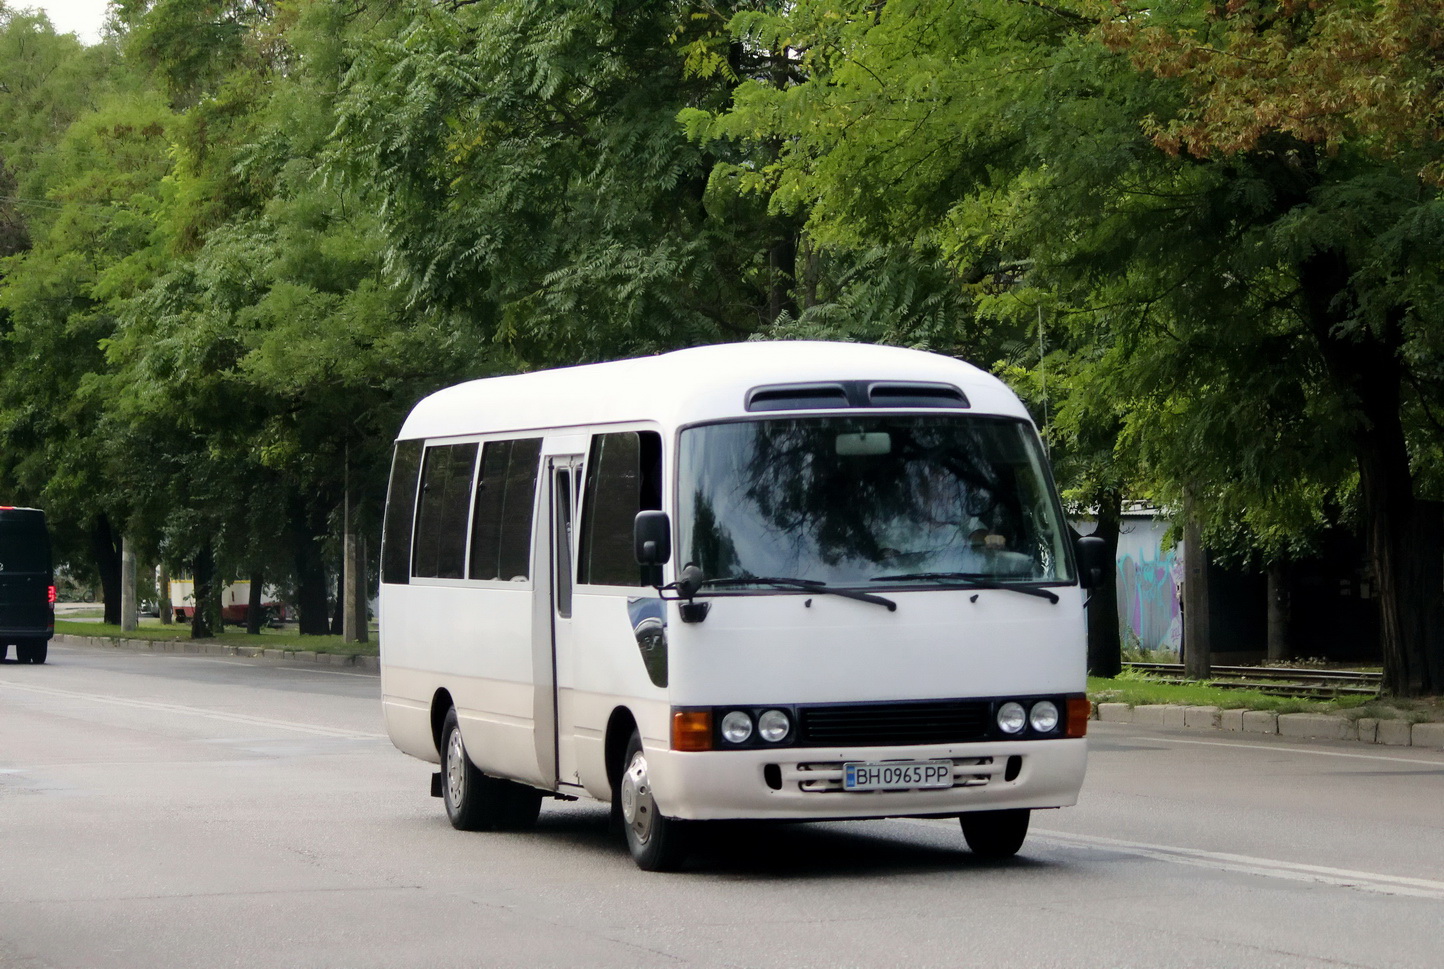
(842, 760), (953, 792)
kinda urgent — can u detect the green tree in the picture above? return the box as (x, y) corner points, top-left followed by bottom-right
(694, 0), (1444, 693)
(0, 90), (176, 622)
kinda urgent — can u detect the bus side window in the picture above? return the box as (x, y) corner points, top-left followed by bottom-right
(578, 431), (662, 587)
(412, 442), (478, 579)
(381, 440), (424, 585)
(469, 438), (542, 581)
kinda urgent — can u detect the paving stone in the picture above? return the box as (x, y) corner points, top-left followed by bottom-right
(1412, 722), (1444, 749)
(1376, 720), (1413, 746)
(1278, 713), (1354, 741)
(1242, 710), (1278, 734)
(1184, 706), (1220, 729)
(1097, 702), (1132, 723)
(1132, 705), (1169, 727)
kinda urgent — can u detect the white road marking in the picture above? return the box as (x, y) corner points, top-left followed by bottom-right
(0, 680), (387, 740)
(1032, 828), (1444, 900)
(903, 818), (1444, 899)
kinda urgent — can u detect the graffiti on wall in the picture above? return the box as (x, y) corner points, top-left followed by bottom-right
(1117, 547), (1183, 652)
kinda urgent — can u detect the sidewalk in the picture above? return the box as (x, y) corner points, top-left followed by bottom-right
(52, 632), (379, 673)
(1093, 701), (1444, 750)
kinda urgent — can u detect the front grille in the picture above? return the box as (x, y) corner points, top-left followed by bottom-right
(797, 700), (991, 747)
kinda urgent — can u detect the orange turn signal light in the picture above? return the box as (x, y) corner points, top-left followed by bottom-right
(671, 710), (713, 751)
(1065, 695), (1090, 738)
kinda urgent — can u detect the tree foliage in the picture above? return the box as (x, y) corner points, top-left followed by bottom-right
(1, 0), (1442, 689)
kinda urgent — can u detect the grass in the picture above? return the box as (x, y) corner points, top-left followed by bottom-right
(1088, 671), (1444, 722)
(54, 618), (379, 656)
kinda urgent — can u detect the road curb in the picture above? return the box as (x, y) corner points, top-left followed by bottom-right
(1090, 700), (1442, 750)
(53, 633), (379, 673)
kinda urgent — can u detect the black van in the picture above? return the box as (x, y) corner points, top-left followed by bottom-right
(0, 506), (54, 664)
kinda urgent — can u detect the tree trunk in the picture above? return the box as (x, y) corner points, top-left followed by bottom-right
(191, 545), (216, 639)
(342, 490), (367, 644)
(331, 568), (344, 634)
(90, 513), (122, 626)
(1266, 560), (1291, 663)
(292, 500), (330, 635)
(121, 536), (137, 632)
(246, 571), (264, 635)
(1299, 252), (1442, 695)
(1182, 489), (1212, 680)
(1086, 490), (1123, 677)
(766, 230), (798, 324)
(158, 560), (173, 625)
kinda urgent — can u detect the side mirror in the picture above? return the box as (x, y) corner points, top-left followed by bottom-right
(635, 511), (671, 588)
(1075, 535), (1110, 590)
(634, 511), (672, 565)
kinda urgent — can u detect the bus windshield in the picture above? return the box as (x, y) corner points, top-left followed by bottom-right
(676, 415), (1073, 589)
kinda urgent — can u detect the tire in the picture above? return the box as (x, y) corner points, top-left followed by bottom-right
(0, 643), (8, 662)
(16, 640), (46, 665)
(615, 729), (688, 871)
(960, 809), (1030, 859)
(439, 707), (542, 832)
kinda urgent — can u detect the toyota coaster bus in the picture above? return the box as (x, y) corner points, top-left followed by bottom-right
(380, 342), (1104, 870)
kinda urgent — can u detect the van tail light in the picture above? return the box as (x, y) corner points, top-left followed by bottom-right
(1065, 695), (1090, 738)
(48, 585), (57, 605)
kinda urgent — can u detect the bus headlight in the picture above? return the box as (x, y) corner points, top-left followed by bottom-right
(1029, 700), (1060, 733)
(720, 710), (754, 744)
(997, 701), (1027, 734)
(757, 709), (790, 742)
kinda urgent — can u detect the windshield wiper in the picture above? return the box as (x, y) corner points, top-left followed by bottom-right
(702, 576), (897, 612)
(870, 572), (1060, 604)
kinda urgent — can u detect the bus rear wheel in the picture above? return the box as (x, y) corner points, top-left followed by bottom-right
(16, 640), (46, 664)
(960, 809), (1030, 859)
(616, 730), (688, 871)
(440, 707), (542, 832)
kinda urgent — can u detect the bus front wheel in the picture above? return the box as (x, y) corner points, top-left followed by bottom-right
(960, 809), (1030, 859)
(440, 708), (542, 832)
(616, 730), (688, 871)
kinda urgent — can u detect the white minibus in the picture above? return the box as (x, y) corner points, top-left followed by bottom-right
(380, 341), (1105, 870)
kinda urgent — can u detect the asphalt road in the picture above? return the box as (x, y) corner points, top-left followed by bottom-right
(3, 643), (1442, 969)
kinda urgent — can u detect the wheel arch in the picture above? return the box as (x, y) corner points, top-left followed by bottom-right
(604, 705), (639, 795)
(430, 688), (455, 756)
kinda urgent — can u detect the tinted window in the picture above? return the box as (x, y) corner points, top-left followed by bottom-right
(381, 441), (423, 585)
(469, 438), (542, 581)
(677, 416), (1072, 587)
(554, 469), (574, 617)
(0, 513), (51, 573)
(412, 443), (478, 579)
(578, 431), (661, 587)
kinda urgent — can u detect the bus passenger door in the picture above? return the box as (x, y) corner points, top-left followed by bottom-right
(546, 455), (585, 790)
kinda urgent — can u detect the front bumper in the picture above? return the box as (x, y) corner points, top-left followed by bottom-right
(645, 737), (1087, 821)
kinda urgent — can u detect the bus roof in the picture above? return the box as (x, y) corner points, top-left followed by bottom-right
(398, 341), (1032, 441)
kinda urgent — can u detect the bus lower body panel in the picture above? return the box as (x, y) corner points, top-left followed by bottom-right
(645, 738), (1086, 821)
